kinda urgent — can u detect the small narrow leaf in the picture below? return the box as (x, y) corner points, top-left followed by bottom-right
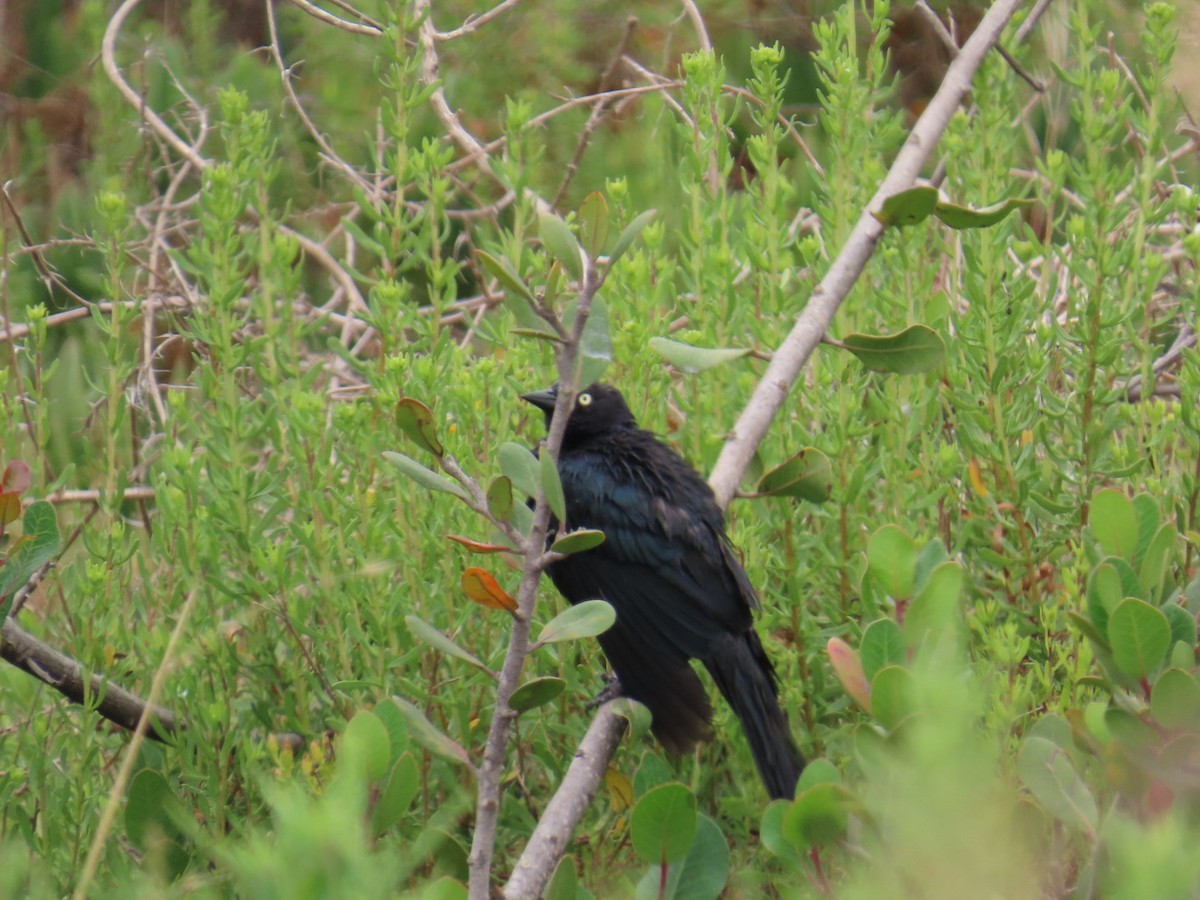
(610, 208), (656, 264)
(933, 197), (1034, 230)
(841, 325), (945, 375)
(404, 614), (492, 674)
(539, 210), (583, 280)
(578, 192), (609, 259)
(550, 528), (605, 555)
(539, 451), (566, 523)
(395, 398), (444, 457)
(383, 452), (467, 500)
(536, 599), (616, 644)
(498, 443), (539, 498)
(389, 697), (475, 770)
(446, 534), (514, 554)
(461, 567), (517, 613)
(509, 676), (566, 713)
(755, 448), (833, 502)
(875, 186), (939, 227)
(477, 250), (545, 332)
(648, 337), (751, 373)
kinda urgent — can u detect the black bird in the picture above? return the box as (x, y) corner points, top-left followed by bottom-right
(522, 382), (804, 800)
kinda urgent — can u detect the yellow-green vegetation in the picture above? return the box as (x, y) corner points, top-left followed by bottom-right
(2, 0), (1199, 896)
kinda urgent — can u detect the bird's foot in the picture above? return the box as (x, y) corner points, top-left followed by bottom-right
(586, 672), (625, 709)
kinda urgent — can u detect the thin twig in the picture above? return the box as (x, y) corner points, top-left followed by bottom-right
(435, 0), (524, 42)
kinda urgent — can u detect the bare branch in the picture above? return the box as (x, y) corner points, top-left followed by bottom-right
(708, 0), (1031, 508)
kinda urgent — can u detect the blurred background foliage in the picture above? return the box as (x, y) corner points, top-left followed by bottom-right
(2, 0), (1200, 896)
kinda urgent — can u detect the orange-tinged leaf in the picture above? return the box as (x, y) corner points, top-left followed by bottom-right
(827, 637), (871, 712)
(2, 461), (31, 494)
(395, 398), (444, 457)
(446, 534), (516, 554)
(0, 493), (20, 530)
(461, 567), (517, 612)
(968, 459), (989, 497)
(605, 766), (634, 812)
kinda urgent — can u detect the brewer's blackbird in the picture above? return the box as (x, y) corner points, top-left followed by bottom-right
(522, 382), (804, 800)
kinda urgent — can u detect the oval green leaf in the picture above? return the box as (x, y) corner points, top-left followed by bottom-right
(341, 710), (391, 782)
(1091, 488), (1138, 560)
(539, 210), (583, 280)
(630, 782), (697, 865)
(841, 325), (945, 375)
(860, 618), (905, 681)
(1107, 597), (1171, 682)
(1151, 668), (1200, 730)
(648, 337), (751, 373)
(869, 665), (914, 731)
(781, 782), (852, 850)
(395, 398), (444, 457)
(539, 451), (566, 522)
(371, 753), (421, 837)
(509, 676), (566, 713)
(536, 599), (616, 645)
(497, 442), (540, 498)
(1017, 736), (1097, 835)
(578, 192), (609, 259)
(550, 528), (605, 555)
(486, 476), (513, 521)
(904, 561), (963, 650)
(755, 448), (833, 502)
(866, 525), (916, 599)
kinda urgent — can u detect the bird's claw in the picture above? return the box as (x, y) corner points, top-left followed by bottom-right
(586, 672), (625, 709)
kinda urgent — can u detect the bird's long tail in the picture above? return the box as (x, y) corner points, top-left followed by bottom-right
(705, 631), (804, 800)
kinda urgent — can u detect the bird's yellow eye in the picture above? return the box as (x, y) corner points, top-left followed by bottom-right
(578, 392), (593, 407)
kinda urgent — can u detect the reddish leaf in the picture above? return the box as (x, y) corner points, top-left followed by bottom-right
(461, 567), (517, 613)
(1, 461), (31, 495)
(827, 637), (871, 712)
(446, 534), (516, 554)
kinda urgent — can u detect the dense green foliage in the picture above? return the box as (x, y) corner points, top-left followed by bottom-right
(2, 0), (1199, 896)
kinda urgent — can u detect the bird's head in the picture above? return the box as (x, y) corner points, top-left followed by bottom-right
(521, 382), (637, 444)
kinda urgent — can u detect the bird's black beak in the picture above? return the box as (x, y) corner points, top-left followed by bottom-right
(521, 386), (558, 413)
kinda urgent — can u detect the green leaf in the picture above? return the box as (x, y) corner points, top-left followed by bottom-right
(866, 525), (916, 599)
(904, 562), (963, 649)
(486, 476), (513, 521)
(476, 250), (543, 330)
(781, 782), (852, 850)
(630, 782), (697, 865)
(395, 398), (444, 457)
(648, 337), (751, 373)
(539, 210), (583, 280)
(1151, 668), (1200, 729)
(509, 676), (566, 713)
(389, 697), (474, 770)
(578, 192), (609, 259)
(1086, 562), (1122, 640)
(550, 528), (605, 555)
(0, 501), (61, 620)
(860, 618), (905, 680)
(536, 599), (616, 645)
(933, 197), (1034, 230)
(544, 856), (578, 900)
(646, 813), (729, 900)
(611, 697), (653, 739)
(754, 448), (833, 502)
(1138, 522), (1177, 600)
(576, 295), (612, 387)
(841, 325), (945, 375)
(1107, 598), (1171, 682)
(498, 442), (540, 498)
(1017, 736), (1097, 834)
(370, 753), (420, 837)
(404, 614), (491, 675)
(610, 209), (656, 265)
(797, 758), (841, 791)
(760, 801), (805, 867)
(383, 452), (467, 501)
(869, 665), (914, 731)
(1164, 604), (1196, 649)
(539, 451), (566, 522)
(1091, 488), (1138, 560)
(874, 186), (939, 227)
(340, 710), (391, 782)
(124, 769), (191, 879)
